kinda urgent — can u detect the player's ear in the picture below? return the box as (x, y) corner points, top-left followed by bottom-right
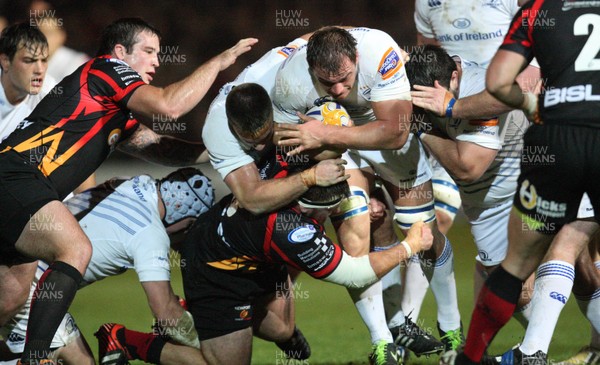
(0, 54), (10, 72)
(112, 44), (127, 60)
(450, 70), (460, 94)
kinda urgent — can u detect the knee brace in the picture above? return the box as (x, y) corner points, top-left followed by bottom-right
(432, 179), (461, 222)
(331, 186), (369, 223)
(394, 201), (436, 230)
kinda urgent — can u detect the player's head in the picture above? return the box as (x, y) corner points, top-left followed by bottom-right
(158, 168), (215, 234)
(97, 17), (161, 84)
(0, 23), (48, 97)
(307, 26), (358, 100)
(298, 180), (350, 223)
(226, 82), (274, 152)
(405, 45), (458, 94)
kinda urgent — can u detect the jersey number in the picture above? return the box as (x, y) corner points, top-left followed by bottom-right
(574, 14), (600, 72)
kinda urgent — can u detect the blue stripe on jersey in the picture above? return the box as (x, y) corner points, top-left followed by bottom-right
(330, 206), (369, 223)
(434, 237), (453, 268)
(432, 179), (459, 191)
(395, 214), (436, 230)
(89, 211), (135, 235)
(97, 202), (147, 228)
(105, 195), (152, 224)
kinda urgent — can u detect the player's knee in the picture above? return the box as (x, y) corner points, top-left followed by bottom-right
(393, 201), (436, 232)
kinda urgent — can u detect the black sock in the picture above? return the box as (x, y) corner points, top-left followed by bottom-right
(21, 261), (82, 362)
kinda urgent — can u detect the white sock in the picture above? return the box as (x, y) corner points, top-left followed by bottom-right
(513, 302), (532, 327)
(427, 236), (461, 332)
(520, 260), (574, 355)
(401, 254), (429, 322)
(375, 241), (406, 328)
(348, 280), (394, 344)
(576, 288), (600, 349)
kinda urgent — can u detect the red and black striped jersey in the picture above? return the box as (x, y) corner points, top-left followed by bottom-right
(186, 194), (343, 280)
(0, 55), (145, 199)
(501, 0), (600, 126)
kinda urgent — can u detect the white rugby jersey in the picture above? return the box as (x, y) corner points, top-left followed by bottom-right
(414, 0), (520, 67)
(202, 38), (307, 179)
(0, 75), (57, 142)
(437, 57), (528, 208)
(272, 27), (412, 126)
(64, 175), (171, 284)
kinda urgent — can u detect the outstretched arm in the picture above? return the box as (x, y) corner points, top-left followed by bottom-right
(127, 38), (258, 120)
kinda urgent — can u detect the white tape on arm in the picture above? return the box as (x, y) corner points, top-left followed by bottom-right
(322, 252), (378, 289)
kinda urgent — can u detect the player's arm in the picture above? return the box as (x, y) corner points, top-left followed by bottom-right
(486, 49), (531, 112)
(416, 32), (440, 46)
(72, 173), (97, 194)
(323, 221), (433, 288)
(141, 280), (200, 349)
(116, 124), (206, 166)
(411, 81), (512, 119)
(224, 158), (349, 214)
(126, 38), (258, 120)
(276, 99), (412, 154)
(419, 130), (497, 183)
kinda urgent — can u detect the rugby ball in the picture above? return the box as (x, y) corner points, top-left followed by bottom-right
(306, 102), (351, 126)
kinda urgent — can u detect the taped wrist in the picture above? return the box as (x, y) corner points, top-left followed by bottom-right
(322, 252), (378, 289)
(162, 311), (200, 349)
(443, 91), (456, 118)
(300, 168), (317, 187)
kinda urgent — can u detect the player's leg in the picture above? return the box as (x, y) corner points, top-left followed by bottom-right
(330, 155), (396, 351)
(558, 231), (600, 365)
(15, 201), (92, 363)
(51, 332), (94, 365)
(0, 262), (37, 327)
(510, 219), (597, 363)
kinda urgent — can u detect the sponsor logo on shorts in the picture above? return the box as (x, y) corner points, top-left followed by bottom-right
(7, 332), (25, 345)
(234, 305), (252, 321)
(378, 48), (402, 80)
(478, 250), (492, 262)
(519, 179), (567, 218)
(288, 225), (316, 243)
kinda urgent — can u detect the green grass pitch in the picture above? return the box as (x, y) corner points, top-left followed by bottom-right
(70, 218), (589, 364)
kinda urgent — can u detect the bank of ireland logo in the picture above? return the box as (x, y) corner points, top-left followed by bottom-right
(519, 179), (537, 211)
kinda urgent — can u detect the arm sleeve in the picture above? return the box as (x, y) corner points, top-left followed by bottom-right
(202, 97), (255, 179)
(88, 59), (146, 109)
(414, 0), (435, 38)
(499, 1), (535, 62)
(364, 32), (412, 102)
(268, 213), (343, 278)
(130, 226), (172, 282)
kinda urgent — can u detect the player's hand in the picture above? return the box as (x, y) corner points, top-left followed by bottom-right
(313, 158), (349, 186)
(411, 80), (453, 117)
(369, 197), (386, 222)
(276, 115), (328, 156)
(217, 38), (259, 71)
(404, 221), (433, 255)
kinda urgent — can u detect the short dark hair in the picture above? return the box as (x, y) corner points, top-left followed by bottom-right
(96, 17), (161, 56)
(300, 180), (350, 209)
(405, 45), (456, 90)
(307, 26), (357, 76)
(0, 23), (48, 61)
(226, 82), (273, 139)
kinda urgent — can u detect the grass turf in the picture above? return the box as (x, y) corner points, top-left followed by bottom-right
(70, 218), (590, 364)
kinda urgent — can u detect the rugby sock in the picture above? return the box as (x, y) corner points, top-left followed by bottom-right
(375, 241), (406, 328)
(348, 281), (394, 344)
(426, 236), (461, 332)
(464, 265), (522, 362)
(512, 301), (532, 327)
(520, 261), (574, 355)
(123, 328), (166, 364)
(575, 290), (600, 349)
(21, 261), (82, 362)
(400, 254), (429, 322)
